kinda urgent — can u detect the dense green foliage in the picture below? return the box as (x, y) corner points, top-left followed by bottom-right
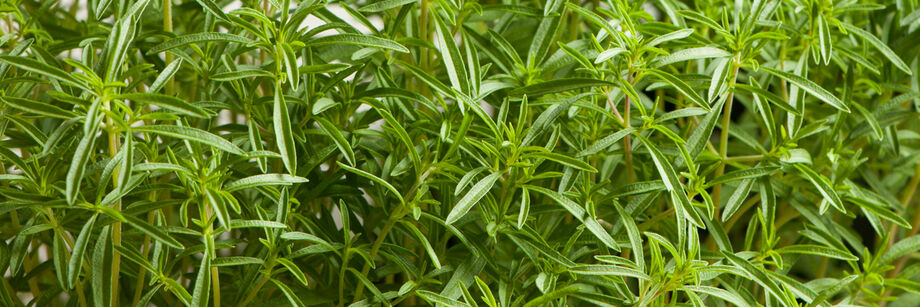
(2, 0), (920, 306)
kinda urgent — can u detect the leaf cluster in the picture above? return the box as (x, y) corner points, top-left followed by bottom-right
(2, 0), (920, 306)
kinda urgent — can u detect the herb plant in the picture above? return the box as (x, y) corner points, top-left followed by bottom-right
(2, 0), (920, 306)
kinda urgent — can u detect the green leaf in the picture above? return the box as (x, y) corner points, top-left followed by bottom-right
(707, 166), (779, 187)
(316, 117), (355, 166)
(67, 214), (97, 289)
(211, 257), (263, 267)
(446, 171), (501, 225)
(528, 186), (620, 250)
(570, 264), (651, 280)
(517, 187), (530, 229)
(843, 193), (910, 229)
(653, 47), (731, 67)
(683, 285), (752, 307)
(512, 78), (613, 97)
(634, 134), (704, 228)
(885, 278), (920, 294)
(113, 245), (157, 274)
(190, 257), (211, 307)
(0, 55), (89, 90)
(527, 14), (562, 65)
(367, 101), (420, 174)
(228, 220), (287, 229)
(116, 93), (210, 118)
(270, 279), (304, 307)
(721, 178), (754, 221)
(578, 127), (636, 157)
(417, 290), (471, 307)
(776, 244), (858, 261)
(147, 32), (253, 54)
(195, 0), (230, 22)
(565, 3), (620, 45)
(223, 174), (308, 192)
(722, 251), (797, 307)
(402, 221), (443, 269)
(806, 276), (857, 307)
(760, 66), (849, 113)
(149, 59), (183, 93)
(646, 29), (694, 47)
(66, 122), (99, 205)
(595, 47), (627, 64)
(275, 258), (309, 286)
(840, 22), (912, 75)
(274, 85), (297, 174)
(134, 125), (244, 155)
(336, 161), (405, 205)
(281, 231), (338, 253)
(793, 164), (845, 213)
(880, 235), (920, 265)
(432, 13), (470, 95)
(1, 96), (78, 119)
(305, 34), (409, 53)
(816, 15), (832, 65)
(524, 148), (597, 172)
(645, 69), (710, 110)
(613, 202), (644, 270)
(210, 69), (272, 81)
(123, 214), (183, 249)
(733, 82), (801, 115)
(359, 0), (416, 12)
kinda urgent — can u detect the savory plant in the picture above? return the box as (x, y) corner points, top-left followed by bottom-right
(2, 0), (920, 306)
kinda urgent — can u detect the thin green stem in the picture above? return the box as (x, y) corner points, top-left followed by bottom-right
(107, 114), (123, 307)
(711, 64), (741, 213)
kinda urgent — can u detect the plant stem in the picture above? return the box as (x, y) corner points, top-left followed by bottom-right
(880, 163), (920, 305)
(624, 74), (635, 185)
(711, 64), (741, 213)
(164, 0), (175, 95)
(107, 115), (123, 307)
(238, 274), (270, 307)
(352, 207), (406, 302)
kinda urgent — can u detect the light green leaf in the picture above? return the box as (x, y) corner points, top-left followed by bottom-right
(275, 258), (309, 286)
(223, 174), (308, 192)
(880, 235), (920, 265)
(274, 85), (297, 174)
(646, 69), (710, 110)
(123, 214), (184, 249)
(147, 33), (253, 54)
(116, 93), (210, 118)
(840, 22), (912, 75)
(67, 214), (97, 289)
(337, 161), (405, 205)
(270, 279), (304, 307)
(210, 69), (272, 81)
(570, 265), (650, 280)
(1, 96), (78, 119)
(211, 257), (263, 267)
(776, 244), (858, 261)
(317, 117), (355, 166)
(653, 47), (730, 67)
(134, 125), (244, 155)
(793, 164), (845, 213)
(0, 55), (89, 90)
(305, 34), (409, 53)
(512, 78), (613, 97)
(359, 0), (416, 12)
(528, 186), (620, 250)
(707, 166), (779, 187)
(578, 127), (636, 157)
(446, 171), (501, 225)
(760, 66), (849, 113)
